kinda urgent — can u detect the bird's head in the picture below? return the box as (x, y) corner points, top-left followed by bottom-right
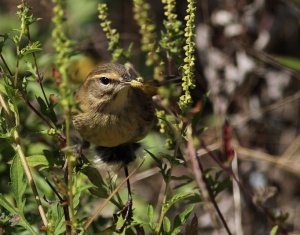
(75, 63), (144, 112)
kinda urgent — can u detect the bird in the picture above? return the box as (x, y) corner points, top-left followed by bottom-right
(72, 62), (156, 232)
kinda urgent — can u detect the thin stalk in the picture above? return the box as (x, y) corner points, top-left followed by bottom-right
(67, 154), (75, 235)
(14, 128), (48, 226)
(14, 27), (24, 87)
(156, 186), (168, 235)
(196, 150), (232, 235)
(186, 127), (219, 228)
(0, 93), (48, 227)
(0, 53), (13, 76)
(26, 25), (50, 107)
(63, 157), (72, 235)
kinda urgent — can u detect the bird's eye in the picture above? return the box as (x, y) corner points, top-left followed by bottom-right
(99, 77), (110, 85)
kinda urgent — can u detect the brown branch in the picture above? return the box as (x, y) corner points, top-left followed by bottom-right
(187, 127), (232, 235)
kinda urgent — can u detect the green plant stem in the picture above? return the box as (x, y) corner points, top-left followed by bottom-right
(156, 184), (168, 235)
(0, 93), (48, 227)
(13, 130), (48, 227)
(67, 155), (75, 234)
(26, 25), (50, 107)
(14, 21), (24, 87)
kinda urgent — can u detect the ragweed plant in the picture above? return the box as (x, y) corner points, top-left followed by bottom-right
(98, 2), (131, 61)
(51, 0), (78, 233)
(132, 0), (164, 80)
(160, 0), (184, 64)
(179, 0), (196, 110)
(0, 1), (236, 235)
(52, 0), (74, 143)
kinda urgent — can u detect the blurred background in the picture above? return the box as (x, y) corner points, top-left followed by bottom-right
(1, 0), (300, 234)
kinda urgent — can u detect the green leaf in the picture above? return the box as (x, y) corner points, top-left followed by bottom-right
(83, 166), (109, 198)
(270, 225), (279, 235)
(0, 130), (13, 139)
(0, 194), (37, 235)
(19, 41), (42, 57)
(273, 55), (300, 72)
(147, 204), (154, 221)
(163, 192), (195, 214)
(147, 204), (156, 231)
(173, 205), (194, 234)
(10, 155), (26, 212)
(47, 203), (65, 235)
(0, 194), (18, 214)
(26, 154), (50, 168)
(163, 216), (171, 233)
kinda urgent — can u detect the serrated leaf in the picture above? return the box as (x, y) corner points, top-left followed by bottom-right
(0, 194), (37, 235)
(19, 41), (42, 57)
(163, 192), (195, 214)
(10, 155), (26, 212)
(47, 203), (65, 234)
(178, 204), (194, 223)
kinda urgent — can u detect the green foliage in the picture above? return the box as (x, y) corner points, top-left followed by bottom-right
(273, 55), (300, 72)
(0, 156), (36, 234)
(270, 225), (279, 235)
(0, 1), (235, 234)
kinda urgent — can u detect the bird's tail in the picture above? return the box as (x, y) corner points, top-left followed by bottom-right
(94, 143), (141, 165)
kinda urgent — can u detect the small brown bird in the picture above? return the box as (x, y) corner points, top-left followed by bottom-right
(73, 63), (156, 163)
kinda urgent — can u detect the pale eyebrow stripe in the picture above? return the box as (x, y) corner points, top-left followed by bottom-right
(91, 72), (120, 80)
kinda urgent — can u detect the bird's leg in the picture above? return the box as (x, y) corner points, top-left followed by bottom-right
(114, 165), (133, 233)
